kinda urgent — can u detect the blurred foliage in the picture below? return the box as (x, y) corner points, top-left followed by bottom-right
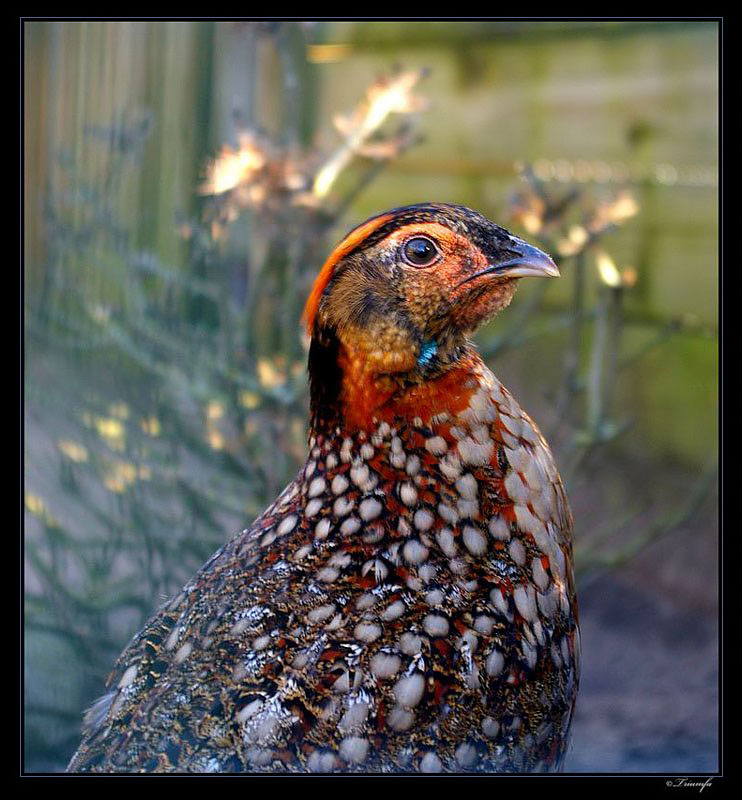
(24, 22), (717, 772)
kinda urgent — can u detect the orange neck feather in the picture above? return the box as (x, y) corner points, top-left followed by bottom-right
(334, 343), (482, 432)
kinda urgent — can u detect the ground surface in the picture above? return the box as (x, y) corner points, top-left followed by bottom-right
(567, 570), (718, 773)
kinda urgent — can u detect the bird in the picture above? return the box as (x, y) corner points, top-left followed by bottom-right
(67, 203), (579, 774)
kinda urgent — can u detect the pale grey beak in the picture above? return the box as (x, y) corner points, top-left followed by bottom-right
(457, 240), (560, 286)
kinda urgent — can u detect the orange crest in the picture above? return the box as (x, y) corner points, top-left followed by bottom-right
(302, 212), (395, 334)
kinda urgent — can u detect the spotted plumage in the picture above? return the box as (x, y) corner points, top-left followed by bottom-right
(68, 203), (579, 773)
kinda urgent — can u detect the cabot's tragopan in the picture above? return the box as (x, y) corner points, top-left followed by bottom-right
(68, 203), (579, 773)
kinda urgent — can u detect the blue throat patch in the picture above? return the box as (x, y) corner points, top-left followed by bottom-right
(417, 339), (438, 369)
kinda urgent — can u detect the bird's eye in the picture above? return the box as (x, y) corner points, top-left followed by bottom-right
(402, 236), (439, 267)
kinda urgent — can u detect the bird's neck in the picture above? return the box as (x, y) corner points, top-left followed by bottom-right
(308, 329), (489, 439)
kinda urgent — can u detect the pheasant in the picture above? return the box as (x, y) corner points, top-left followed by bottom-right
(67, 203), (579, 774)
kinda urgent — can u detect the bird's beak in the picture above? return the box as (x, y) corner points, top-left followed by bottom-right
(457, 240), (560, 287)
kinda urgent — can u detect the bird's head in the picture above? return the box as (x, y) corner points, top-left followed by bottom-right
(304, 203), (559, 431)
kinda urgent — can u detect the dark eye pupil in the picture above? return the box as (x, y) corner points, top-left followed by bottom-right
(404, 237), (437, 265)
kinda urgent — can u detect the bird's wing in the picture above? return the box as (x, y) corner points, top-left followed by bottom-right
(68, 473), (306, 772)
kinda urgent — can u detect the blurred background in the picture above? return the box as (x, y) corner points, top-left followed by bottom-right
(23, 21), (718, 773)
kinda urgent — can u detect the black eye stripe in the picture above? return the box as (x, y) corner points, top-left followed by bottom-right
(402, 236), (439, 267)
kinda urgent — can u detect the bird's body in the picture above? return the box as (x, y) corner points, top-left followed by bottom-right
(68, 204), (579, 773)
